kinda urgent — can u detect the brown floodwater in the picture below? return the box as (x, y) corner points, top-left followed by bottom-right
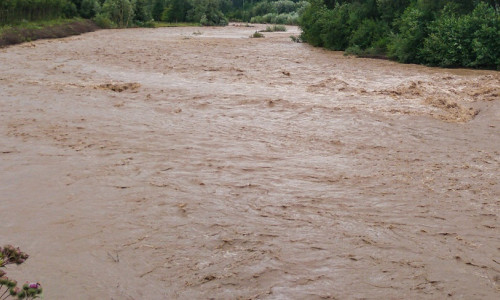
(0, 25), (499, 299)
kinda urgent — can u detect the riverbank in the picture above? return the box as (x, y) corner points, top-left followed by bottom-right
(0, 19), (99, 48)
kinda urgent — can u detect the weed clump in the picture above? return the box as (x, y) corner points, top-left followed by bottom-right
(250, 31), (264, 38)
(290, 35), (302, 43)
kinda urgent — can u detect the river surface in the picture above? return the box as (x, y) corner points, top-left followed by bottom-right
(0, 25), (499, 299)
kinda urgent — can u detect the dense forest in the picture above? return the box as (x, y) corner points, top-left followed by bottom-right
(300, 0), (500, 69)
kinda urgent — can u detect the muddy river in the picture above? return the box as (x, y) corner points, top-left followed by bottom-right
(0, 25), (499, 299)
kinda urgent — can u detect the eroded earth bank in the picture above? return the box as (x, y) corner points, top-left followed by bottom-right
(0, 25), (499, 299)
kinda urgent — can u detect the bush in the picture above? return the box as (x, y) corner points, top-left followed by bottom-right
(298, 0), (327, 46)
(387, 6), (427, 63)
(247, 0), (306, 25)
(80, 0), (101, 19)
(349, 19), (390, 51)
(469, 4), (500, 69)
(63, 1), (79, 18)
(93, 13), (116, 28)
(318, 4), (351, 50)
(295, 0), (500, 69)
(262, 24), (287, 32)
(250, 31), (264, 38)
(290, 35), (302, 43)
(421, 2), (500, 69)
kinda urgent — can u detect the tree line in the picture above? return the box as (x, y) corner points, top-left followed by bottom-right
(0, 0), (70, 25)
(0, 0), (231, 27)
(299, 0), (500, 69)
(0, 0), (308, 27)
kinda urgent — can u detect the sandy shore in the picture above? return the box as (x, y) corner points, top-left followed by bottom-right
(0, 24), (499, 299)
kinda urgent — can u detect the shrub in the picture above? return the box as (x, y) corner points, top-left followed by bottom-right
(421, 2), (500, 68)
(387, 6), (427, 63)
(298, 0), (327, 46)
(80, 0), (101, 19)
(262, 24), (287, 32)
(349, 19), (389, 50)
(318, 4), (351, 50)
(93, 13), (116, 28)
(250, 31), (264, 38)
(290, 35), (302, 43)
(469, 4), (500, 69)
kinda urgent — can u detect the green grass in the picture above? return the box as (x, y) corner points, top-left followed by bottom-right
(153, 22), (200, 28)
(0, 18), (83, 35)
(0, 18), (98, 47)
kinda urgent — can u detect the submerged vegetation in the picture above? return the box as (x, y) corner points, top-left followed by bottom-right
(250, 30), (265, 37)
(261, 24), (287, 31)
(299, 0), (500, 69)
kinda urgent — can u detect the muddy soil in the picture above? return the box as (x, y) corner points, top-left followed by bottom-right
(0, 25), (499, 299)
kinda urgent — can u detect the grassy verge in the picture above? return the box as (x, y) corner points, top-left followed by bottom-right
(153, 22), (200, 28)
(0, 18), (99, 48)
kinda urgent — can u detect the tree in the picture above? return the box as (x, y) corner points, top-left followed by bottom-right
(80, 0), (102, 18)
(102, 0), (135, 27)
(387, 6), (427, 63)
(162, 0), (192, 22)
(187, 0), (228, 25)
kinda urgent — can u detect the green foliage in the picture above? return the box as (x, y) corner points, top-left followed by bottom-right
(262, 24), (287, 32)
(320, 4), (353, 50)
(134, 0), (153, 23)
(250, 31), (264, 38)
(0, 0), (310, 28)
(377, 0), (411, 23)
(80, 0), (101, 19)
(387, 6), (427, 63)
(348, 18), (390, 54)
(298, 0), (327, 46)
(93, 13), (116, 28)
(162, 0), (192, 22)
(274, 0), (297, 14)
(101, 0), (135, 28)
(299, 0), (499, 69)
(239, 0), (308, 24)
(187, 0), (228, 26)
(421, 2), (500, 68)
(0, 0), (73, 25)
(152, 0), (166, 21)
(250, 12), (299, 25)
